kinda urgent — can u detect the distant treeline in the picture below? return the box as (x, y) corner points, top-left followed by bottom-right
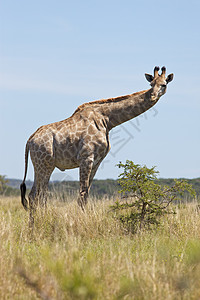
(2, 178), (200, 199)
(49, 179), (120, 199)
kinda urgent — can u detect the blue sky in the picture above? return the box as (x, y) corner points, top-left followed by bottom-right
(0, 0), (199, 181)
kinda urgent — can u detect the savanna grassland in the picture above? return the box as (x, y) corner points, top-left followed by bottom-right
(0, 195), (200, 300)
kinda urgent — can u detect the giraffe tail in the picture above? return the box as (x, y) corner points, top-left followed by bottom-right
(20, 142), (29, 211)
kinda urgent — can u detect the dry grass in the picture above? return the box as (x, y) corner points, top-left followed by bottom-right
(0, 196), (200, 299)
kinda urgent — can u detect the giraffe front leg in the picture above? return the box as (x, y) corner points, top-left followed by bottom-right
(78, 157), (94, 210)
(88, 157), (105, 192)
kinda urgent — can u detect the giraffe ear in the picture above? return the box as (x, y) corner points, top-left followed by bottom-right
(145, 73), (154, 83)
(166, 73), (174, 84)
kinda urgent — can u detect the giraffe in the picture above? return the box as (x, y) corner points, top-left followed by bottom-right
(20, 66), (173, 218)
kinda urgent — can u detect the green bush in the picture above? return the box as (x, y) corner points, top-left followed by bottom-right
(111, 160), (196, 233)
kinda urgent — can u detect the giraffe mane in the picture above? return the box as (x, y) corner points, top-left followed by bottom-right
(72, 90), (147, 115)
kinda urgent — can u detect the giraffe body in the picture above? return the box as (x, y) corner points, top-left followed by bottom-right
(20, 66), (173, 217)
(29, 109), (110, 174)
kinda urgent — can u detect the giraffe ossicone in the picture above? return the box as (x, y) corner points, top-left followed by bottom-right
(20, 66), (174, 219)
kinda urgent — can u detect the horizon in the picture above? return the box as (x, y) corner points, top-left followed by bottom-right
(7, 175), (200, 183)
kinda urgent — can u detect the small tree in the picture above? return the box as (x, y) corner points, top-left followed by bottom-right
(0, 175), (9, 195)
(111, 160), (195, 233)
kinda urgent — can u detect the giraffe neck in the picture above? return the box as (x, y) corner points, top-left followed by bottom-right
(100, 88), (158, 130)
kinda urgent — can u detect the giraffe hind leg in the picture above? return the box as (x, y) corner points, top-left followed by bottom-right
(28, 168), (54, 227)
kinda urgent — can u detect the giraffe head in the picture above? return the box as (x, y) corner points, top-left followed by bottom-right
(145, 66), (174, 101)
